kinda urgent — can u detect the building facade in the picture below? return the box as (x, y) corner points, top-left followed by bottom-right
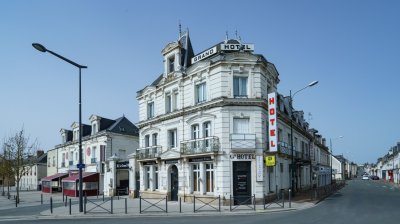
(43, 115), (139, 196)
(131, 31), (333, 203)
(19, 151), (47, 190)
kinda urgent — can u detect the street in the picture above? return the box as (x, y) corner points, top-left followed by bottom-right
(1, 179), (399, 223)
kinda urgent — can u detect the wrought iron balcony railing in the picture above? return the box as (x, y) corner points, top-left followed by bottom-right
(136, 146), (162, 160)
(230, 134), (256, 149)
(180, 136), (220, 155)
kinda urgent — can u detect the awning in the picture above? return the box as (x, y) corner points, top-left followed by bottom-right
(41, 173), (68, 181)
(61, 172), (99, 183)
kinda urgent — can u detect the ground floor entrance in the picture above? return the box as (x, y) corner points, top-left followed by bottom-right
(232, 161), (251, 205)
(170, 165), (178, 201)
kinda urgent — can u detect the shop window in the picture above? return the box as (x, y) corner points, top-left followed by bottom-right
(193, 164), (200, 192)
(206, 163), (214, 193)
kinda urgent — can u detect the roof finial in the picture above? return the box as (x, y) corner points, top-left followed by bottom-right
(225, 31), (229, 43)
(179, 20), (182, 37)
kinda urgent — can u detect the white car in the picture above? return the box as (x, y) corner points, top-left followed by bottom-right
(362, 175), (369, 180)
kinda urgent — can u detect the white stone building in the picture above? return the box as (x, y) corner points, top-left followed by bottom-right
(131, 31), (328, 203)
(19, 151), (47, 190)
(43, 115), (139, 196)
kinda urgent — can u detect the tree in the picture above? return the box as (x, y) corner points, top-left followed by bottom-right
(2, 128), (38, 203)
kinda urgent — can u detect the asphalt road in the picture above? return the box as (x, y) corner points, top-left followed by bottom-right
(1, 179), (400, 224)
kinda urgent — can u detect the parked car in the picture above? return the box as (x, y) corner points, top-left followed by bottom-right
(362, 175), (369, 180)
(370, 176), (380, 180)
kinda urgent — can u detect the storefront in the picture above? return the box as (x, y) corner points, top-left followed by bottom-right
(62, 172), (99, 197)
(41, 173), (68, 193)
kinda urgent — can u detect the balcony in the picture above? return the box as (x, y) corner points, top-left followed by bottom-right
(230, 134), (256, 152)
(180, 136), (220, 155)
(136, 146), (162, 160)
(277, 142), (291, 155)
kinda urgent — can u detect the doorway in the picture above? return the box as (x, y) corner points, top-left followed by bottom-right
(170, 165), (178, 201)
(233, 161), (252, 204)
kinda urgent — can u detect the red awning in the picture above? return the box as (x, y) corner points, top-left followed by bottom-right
(42, 173), (68, 181)
(61, 172), (98, 182)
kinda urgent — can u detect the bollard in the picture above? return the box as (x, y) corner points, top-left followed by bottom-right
(103, 193), (104, 202)
(193, 195), (196, 213)
(69, 199), (72, 215)
(41, 194), (43, 205)
(84, 194), (87, 214)
(125, 198), (127, 214)
(253, 194), (256, 211)
(15, 195), (17, 207)
(219, 195), (221, 212)
(165, 196), (168, 213)
(179, 197), (182, 213)
(282, 190), (285, 208)
(229, 195), (232, 211)
(288, 189), (292, 208)
(63, 194), (65, 202)
(65, 195), (68, 207)
(111, 197), (113, 214)
(50, 197), (53, 214)
(139, 196), (142, 214)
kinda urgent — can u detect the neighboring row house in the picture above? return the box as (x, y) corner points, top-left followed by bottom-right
(19, 150), (47, 190)
(130, 31), (334, 204)
(42, 115), (139, 196)
(369, 143), (400, 183)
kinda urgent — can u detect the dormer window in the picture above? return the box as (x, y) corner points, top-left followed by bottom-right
(74, 130), (79, 141)
(147, 102), (155, 119)
(92, 123), (97, 135)
(168, 56), (175, 73)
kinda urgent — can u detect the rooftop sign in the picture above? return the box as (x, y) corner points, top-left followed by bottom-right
(191, 43), (255, 64)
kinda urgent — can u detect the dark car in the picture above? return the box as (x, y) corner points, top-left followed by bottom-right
(371, 176), (380, 180)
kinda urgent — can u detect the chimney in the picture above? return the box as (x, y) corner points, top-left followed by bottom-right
(36, 150), (44, 158)
(322, 138), (326, 146)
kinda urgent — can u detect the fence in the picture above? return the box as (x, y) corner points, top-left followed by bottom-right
(264, 190), (285, 209)
(229, 195), (256, 211)
(139, 196), (168, 213)
(193, 195), (221, 213)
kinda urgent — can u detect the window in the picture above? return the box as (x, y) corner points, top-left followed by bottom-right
(203, 122), (211, 147)
(165, 94), (172, 113)
(168, 56), (175, 73)
(145, 166), (151, 190)
(52, 156), (55, 167)
(92, 123), (97, 134)
(233, 76), (248, 97)
(206, 163), (214, 193)
(147, 102), (154, 119)
(152, 133), (158, 146)
(192, 124), (200, 139)
(278, 129), (283, 142)
(280, 163), (284, 173)
(145, 135), (150, 147)
(172, 92), (178, 111)
(155, 166), (159, 190)
(168, 129), (178, 149)
(195, 83), (207, 104)
(91, 146), (97, 163)
(233, 118), (249, 133)
(193, 164), (200, 192)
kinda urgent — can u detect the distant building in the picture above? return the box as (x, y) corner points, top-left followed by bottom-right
(19, 150), (47, 190)
(42, 115), (139, 196)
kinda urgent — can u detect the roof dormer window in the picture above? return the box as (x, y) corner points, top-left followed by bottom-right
(168, 56), (175, 73)
(92, 123), (97, 135)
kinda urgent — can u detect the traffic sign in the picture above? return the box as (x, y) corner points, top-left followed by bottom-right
(76, 163), (86, 169)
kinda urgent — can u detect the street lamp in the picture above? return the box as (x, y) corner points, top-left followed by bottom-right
(289, 80), (318, 195)
(330, 136), (343, 184)
(32, 43), (87, 212)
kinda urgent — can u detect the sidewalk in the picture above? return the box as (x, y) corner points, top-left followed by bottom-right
(0, 190), (318, 219)
(38, 195), (316, 218)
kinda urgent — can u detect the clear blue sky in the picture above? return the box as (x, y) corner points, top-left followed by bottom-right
(1, 0), (399, 164)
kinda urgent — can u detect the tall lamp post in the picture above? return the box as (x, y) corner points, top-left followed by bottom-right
(32, 43), (87, 213)
(289, 80), (318, 195)
(330, 136), (343, 184)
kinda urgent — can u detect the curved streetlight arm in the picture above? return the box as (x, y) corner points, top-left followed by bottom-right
(46, 49), (87, 69)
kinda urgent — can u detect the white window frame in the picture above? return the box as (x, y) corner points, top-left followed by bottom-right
(233, 76), (248, 97)
(168, 129), (178, 149)
(195, 82), (207, 104)
(147, 102), (154, 119)
(205, 163), (214, 193)
(192, 164), (200, 193)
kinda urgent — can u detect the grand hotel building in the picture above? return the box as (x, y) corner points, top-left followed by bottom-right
(132, 31), (331, 203)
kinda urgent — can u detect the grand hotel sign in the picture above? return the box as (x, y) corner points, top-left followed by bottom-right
(191, 43), (255, 64)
